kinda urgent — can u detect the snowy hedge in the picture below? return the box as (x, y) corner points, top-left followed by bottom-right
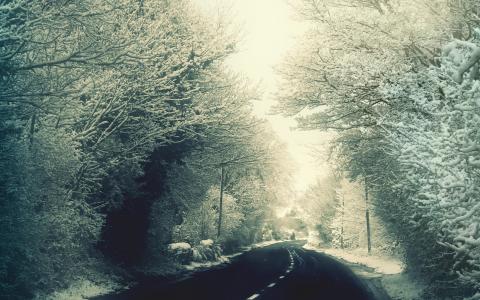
(375, 39), (480, 298)
(192, 240), (222, 262)
(167, 240), (222, 264)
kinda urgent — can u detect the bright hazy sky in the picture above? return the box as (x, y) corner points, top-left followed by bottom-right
(193, 0), (331, 192)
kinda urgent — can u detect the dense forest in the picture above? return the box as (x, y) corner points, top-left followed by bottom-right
(276, 0), (480, 299)
(0, 1), (293, 298)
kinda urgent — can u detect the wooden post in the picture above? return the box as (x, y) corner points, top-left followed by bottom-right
(217, 165), (225, 238)
(365, 177), (372, 254)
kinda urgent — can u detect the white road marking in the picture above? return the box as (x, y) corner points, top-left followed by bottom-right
(245, 248), (296, 300)
(291, 249), (305, 267)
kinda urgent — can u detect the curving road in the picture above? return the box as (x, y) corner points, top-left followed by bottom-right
(95, 241), (385, 300)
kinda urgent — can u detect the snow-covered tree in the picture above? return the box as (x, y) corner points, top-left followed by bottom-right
(0, 0), (244, 296)
(277, 0), (480, 298)
(375, 38), (480, 297)
(300, 174), (339, 245)
(173, 187), (244, 245)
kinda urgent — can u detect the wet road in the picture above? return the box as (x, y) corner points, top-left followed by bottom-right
(95, 241), (379, 300)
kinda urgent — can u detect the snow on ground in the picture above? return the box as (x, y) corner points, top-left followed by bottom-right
(184, 255), (230, 271)
(35, 278), (121, 300)
(42, 240), (286, 299)
(321, 247), (404, 275)
(304, 243), (424, 300)
(380, 273), (424, 300)
(249, 239), (288, 250)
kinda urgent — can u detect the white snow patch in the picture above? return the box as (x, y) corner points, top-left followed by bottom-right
(200, 239), (214, 247)
(250, 240), (286, 249)
(184, 255), (230, 271)
(168, 242), (192, 251)
(36, 278), (120, 300)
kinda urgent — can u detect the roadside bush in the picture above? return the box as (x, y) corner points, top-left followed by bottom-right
(167, 243), (193, 265)
(192, 240), (222, 262)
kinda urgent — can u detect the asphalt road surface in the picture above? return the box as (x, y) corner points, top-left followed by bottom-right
(95, 241), (382, 300)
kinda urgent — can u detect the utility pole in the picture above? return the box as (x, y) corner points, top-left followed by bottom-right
(341, 191), (345, 249)
(217, 164), (225, 238)
(365, 177), (372, 254)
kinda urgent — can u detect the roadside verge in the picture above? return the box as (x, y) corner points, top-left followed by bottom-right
(303, 244), (424, 300)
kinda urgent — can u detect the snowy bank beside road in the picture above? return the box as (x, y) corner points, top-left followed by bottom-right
(34, 272), (122, 300)
(165, 240), (285, 273)
(304, 244), (424, 300)
(185, 240), (287, 271)
(320, 247), (404, 275)
(184, 255), (230, 271)
(303, 243), (404, 275)
(380, 273), (425, 300)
